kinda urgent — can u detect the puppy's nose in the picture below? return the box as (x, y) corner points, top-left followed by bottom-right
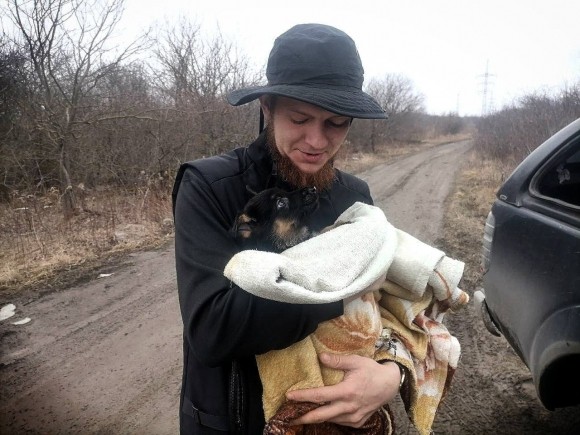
(302, 187), (317, 198)
(302, 186), (318, 204)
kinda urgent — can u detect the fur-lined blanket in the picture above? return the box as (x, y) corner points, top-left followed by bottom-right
(224, 202), (469, 435)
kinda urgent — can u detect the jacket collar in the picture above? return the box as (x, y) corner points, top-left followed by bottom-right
(247, 131), (271, 172)
(246, 131), (281, 191)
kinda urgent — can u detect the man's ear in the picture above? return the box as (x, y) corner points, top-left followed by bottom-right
(259, 95), (272, 122)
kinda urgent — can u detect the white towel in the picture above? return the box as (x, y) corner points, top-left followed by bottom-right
(224, 202), (463, 304)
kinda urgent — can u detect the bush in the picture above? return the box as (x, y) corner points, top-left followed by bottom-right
(474, 82), (580, 163)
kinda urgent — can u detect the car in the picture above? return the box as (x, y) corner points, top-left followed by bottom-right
(474, 117), (580, 410)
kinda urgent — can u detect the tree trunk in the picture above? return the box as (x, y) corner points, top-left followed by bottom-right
(59, 140), (76, 219)
(370, 120), (377, 153)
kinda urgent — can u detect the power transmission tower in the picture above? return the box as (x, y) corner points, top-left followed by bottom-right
(479, 60), (496, 116)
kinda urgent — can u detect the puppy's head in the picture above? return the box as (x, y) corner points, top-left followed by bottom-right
(233, 186), (319, 252)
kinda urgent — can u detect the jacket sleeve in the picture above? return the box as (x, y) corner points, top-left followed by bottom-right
(174, 166), (343, 367)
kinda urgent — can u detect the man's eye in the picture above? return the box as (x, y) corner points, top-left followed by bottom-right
(291, 118), (308, 125)
(327, 119), (350, 128)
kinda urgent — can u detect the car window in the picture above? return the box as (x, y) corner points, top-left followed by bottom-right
(532, 141), (580, 209)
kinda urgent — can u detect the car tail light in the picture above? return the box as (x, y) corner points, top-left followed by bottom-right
(481, 211), (495, 273)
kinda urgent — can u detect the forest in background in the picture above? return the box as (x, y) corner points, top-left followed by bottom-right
(1, 0), (579, 293)
(0, 0), (465, 216)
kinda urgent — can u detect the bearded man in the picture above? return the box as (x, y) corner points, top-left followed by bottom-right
(172, 23), (403, 434)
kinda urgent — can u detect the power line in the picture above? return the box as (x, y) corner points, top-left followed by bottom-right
(478, 60), (496, 116)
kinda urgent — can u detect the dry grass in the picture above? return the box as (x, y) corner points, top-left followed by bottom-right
(439, 150), (516, 289)
(0, 184), (174, 296)
(0, 133), (472, 297)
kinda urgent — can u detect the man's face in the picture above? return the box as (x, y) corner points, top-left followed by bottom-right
(262, 96), (351, 175)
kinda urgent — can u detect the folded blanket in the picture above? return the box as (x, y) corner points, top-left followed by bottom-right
(224, 202), (469, 435)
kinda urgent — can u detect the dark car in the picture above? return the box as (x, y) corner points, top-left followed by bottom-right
(474, 117), (580, 410)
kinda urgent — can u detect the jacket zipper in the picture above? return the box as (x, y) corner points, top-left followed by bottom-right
(228, 359), (245, 433)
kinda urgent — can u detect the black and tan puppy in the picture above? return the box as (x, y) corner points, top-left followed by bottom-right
(233, 186), (319, 252)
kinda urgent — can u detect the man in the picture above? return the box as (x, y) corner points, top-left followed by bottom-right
(173, 23), (403, 434)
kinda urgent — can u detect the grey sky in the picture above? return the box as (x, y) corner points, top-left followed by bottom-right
(123, 0), (580, 116)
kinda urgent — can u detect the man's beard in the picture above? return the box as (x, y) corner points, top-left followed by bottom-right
(266, 123), (336, 191)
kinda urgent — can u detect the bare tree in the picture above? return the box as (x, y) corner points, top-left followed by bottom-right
(6, 0), (144, 217)
(0, 38), (32, 201)
(0, 37), (29, 136)
(350, 74), (424, 152)
(366, 74), (425, 115)
(474, 80), (580, 163)
(151, 19), (260, 158)
(153, 19), (258, 105)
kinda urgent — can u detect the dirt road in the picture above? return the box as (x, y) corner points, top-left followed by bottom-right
(2, 140), (579, 434)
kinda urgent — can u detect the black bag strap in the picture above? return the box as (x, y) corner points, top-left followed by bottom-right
(182, 396), (230, 432)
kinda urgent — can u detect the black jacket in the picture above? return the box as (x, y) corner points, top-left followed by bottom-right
(172, 133), (373, 434)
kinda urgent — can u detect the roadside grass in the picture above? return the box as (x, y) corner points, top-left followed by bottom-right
(0, 185), (174, 296)
(0, 133), (470, 297)
(439, 150), (515, 290)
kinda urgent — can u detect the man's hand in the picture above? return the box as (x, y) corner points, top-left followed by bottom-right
(285, 353), (401, 428)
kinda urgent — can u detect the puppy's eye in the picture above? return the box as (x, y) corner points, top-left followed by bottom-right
(276, 197), (289, 210)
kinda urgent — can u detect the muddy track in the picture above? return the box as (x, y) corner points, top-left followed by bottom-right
(2, 140), (579, 434)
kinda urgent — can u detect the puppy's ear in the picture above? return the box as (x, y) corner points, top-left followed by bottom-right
(245, 185), (258, 196)
(232, 213), (256, 241)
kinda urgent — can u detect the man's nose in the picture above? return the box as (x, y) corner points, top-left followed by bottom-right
(304, 123), (328, 149)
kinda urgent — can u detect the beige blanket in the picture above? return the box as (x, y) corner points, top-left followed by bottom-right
(224, 202), (469, 435)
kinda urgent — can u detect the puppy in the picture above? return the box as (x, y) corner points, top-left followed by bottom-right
(233, 186), (319, 252)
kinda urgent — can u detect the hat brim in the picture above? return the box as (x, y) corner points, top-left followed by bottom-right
(227, 84), (387, 119)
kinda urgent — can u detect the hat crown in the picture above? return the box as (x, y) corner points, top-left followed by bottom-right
(266, 24), (364, 89)
(226, 23), (386, 119)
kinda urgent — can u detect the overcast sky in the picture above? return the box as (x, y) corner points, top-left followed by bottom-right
(122, 0), (580, 116)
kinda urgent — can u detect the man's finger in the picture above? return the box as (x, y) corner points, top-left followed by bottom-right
(286, 383), (342, 403)
(319, 352), (363, 370)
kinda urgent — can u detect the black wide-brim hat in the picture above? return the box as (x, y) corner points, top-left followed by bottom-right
(227, 24), (387, 119)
